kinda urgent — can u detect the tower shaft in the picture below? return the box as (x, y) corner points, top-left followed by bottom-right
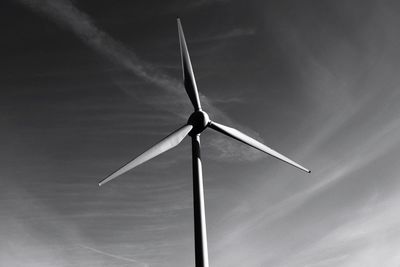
(191, 134), (209, 267)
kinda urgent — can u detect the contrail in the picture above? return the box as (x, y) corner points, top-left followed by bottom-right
(78, 244), (149, 267)
(16, 0), (219, 117)
(15, 0), (266, 161)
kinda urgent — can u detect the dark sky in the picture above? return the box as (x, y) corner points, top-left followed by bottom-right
(2, 0), (400, 266)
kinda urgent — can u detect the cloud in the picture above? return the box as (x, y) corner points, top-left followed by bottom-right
(279, 194), (400, 267)
(17, 0), (185, 103)
(209, 18), (400, 260)
(210, 108), (400, 266)
(192, 28), (256, 43)
(189, 0), (231, 8)
(16, 0), (270, 162)
(212, 100), (400, 258)
(0, 185), (150, 267)
(78, 244), (149, 266)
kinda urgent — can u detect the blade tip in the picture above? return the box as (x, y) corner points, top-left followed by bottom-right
(98, 179), (108, 187)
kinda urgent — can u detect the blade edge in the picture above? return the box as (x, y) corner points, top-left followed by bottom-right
(99, 124), (193, 186)
(177, 17), (202, 110)
(209, 121), (311, 173)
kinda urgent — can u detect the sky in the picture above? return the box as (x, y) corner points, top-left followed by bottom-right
(1, 0), (400, 266)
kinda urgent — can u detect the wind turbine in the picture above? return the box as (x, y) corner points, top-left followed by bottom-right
(99, 18), (310, 267)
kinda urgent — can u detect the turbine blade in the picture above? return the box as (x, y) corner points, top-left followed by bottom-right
(99, 124), (193, 186)
(209, 121), (310, 173)
(177, 18), (202, 111)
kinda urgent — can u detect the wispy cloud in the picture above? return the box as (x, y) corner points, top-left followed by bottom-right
(189, 0), (231, 8)
(210, 108), (400, 267)
(0, 185), (147, 266)
(212, 95), (400, 262)
(210, 15), (400, 259)
(17, 0), (186, 105)
(278, 194), (400, 267)
(78, 244), (149, 266)
(192, 28), (256, 43)
(16, 0), (268, 162)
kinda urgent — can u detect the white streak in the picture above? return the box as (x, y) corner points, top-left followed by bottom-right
(78, 244), (149, 267)
(16, 0), (266, 162)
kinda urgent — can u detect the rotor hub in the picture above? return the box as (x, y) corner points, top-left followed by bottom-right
(187, 110), (210, 136)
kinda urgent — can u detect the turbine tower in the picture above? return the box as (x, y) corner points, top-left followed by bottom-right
(99, 18), (310, 267)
